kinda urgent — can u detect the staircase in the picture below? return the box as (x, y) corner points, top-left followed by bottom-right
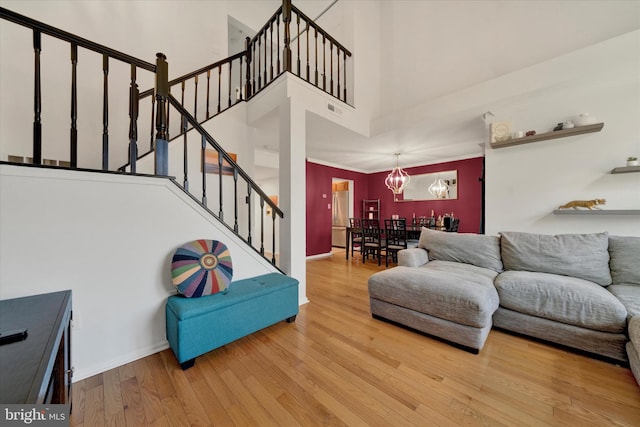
(0, 1), (352, 269)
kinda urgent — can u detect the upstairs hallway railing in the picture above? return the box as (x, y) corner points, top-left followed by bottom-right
(134, 0), (352, 154)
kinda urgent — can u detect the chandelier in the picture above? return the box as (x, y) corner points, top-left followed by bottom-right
(428, 176), (449, 199)
(385, 153), (411, 195)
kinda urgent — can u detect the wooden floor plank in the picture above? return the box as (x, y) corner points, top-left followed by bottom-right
(132, 358), (164, 425)
(83, 385), (105, 427)
(102, 368), (125, 427)
(120, 377), (146, 427)
(70, 250), (640, 426)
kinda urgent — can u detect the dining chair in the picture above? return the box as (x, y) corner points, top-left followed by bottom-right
(447, 218), (460, 232)
(384, 218), (409, 267)
(348, 217), (363, 258)
(361, 218), (384, 265)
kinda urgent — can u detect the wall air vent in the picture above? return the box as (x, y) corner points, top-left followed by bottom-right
(327, 102), (342, 116)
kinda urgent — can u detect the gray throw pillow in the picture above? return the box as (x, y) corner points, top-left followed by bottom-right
(500, 231), (611, 286)
(418, 227), (503, 272)
(608, 235), (640, 286)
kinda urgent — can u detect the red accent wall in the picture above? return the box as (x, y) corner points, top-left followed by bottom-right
(305, 157), (484, 256)
(365, 157), (484, 234)
(306, 161), (370, 256)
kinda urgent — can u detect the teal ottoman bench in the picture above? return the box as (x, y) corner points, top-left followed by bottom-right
(166, 272), (299, 369)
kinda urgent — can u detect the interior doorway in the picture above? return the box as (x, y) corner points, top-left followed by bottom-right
(331, 178), (354, 250)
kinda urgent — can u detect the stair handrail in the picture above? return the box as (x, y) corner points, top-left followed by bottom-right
(167, 94), (283, 219)
(167, 93), (283, 265)
(0, 7), (155, 71)
(0, 6), (157, 171)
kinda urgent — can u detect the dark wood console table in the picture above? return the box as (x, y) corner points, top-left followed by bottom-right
(0, 290), (72, 405)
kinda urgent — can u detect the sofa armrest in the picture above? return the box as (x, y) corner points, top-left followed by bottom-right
(398, 248), (429, 267)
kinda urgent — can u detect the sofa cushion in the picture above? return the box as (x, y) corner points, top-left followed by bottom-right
(398, 248), (429, 268)
(608, 285), (640, 318)
(418, 228), (503, 273)
(495, 270), (627, 333)
(368, 261), (499, 328)
(500, 231), (611, 286)
(609, 235), (640, 286)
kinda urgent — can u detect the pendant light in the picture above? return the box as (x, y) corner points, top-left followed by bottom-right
(385, 153), (411, 195)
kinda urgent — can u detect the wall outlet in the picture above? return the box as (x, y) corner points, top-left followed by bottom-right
(72, 311), (82, 329)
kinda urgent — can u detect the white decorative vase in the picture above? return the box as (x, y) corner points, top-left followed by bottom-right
(574, 113), (598, 127)
(627, 160), (639, 167)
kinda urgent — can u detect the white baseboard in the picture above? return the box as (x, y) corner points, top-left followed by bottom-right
(73, 341), (170, 382)
(306, 252), (332, 260)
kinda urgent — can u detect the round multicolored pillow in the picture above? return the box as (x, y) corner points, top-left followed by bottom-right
(171, 240), (233, 297)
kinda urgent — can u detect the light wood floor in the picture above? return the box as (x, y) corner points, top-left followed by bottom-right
(70, 249), (640, 426)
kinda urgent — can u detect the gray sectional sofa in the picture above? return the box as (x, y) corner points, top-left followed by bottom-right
(368, 228), (640, 385)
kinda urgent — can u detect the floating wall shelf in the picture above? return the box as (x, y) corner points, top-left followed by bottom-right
(611, 165), (640, 174)
(490, 123), (604, 149)
(553, 209), (640, 215)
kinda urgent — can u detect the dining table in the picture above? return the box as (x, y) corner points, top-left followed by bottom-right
(345, 225), (424, 260)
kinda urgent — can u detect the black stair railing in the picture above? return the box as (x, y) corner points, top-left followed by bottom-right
(0, 6), (156, 172)
(0, 6), (283, 268)
(166, 94), (284, 266)
(1, 0), (352, 268)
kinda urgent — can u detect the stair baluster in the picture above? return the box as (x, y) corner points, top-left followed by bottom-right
(276, 15), (281, 74)
(260, 197), (265, 255)
(128, 65), (138, 173)
(70, 43), (78, 168)
(217, 66), (222, 113)
(217, 147), (224, 220)
(233, 169), (239, 233)
(247, 185), (253, 245)
(244, 37), (252, 98)
(102, 54), (109, 170)
(193, 75), (198, 121)
(33, 29), (42, 166)
(329, 40), (333, 96)
(206, 70), (211, 119)
(269, 22), (274, 81)
(200, 134), (207, 207)
(228, 61), (232, 108)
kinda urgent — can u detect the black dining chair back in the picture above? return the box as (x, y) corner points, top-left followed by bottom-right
(384, 218), (408, 267)
(349, 217), (363, 258)
(361, 218), (383, 265)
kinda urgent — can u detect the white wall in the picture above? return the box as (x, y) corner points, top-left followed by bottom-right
(485, 31), (640, 237)
(0, 164), (282, 381)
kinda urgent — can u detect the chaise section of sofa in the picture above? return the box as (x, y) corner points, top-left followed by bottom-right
(368, 229), (502, 352)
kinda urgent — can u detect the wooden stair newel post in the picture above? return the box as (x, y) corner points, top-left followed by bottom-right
(155, 52), (169, 176)
(282, 0), (292, 72)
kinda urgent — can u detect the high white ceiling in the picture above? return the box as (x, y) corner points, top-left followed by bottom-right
(252, 0), (640, 177)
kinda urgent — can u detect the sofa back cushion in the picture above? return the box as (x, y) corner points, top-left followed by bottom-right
(418, 228), (503, 272)
(609, 235), (640, 286)
(500, 231), (611, 286)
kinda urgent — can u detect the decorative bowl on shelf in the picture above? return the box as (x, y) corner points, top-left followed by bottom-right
(574, 113), (598, 126)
